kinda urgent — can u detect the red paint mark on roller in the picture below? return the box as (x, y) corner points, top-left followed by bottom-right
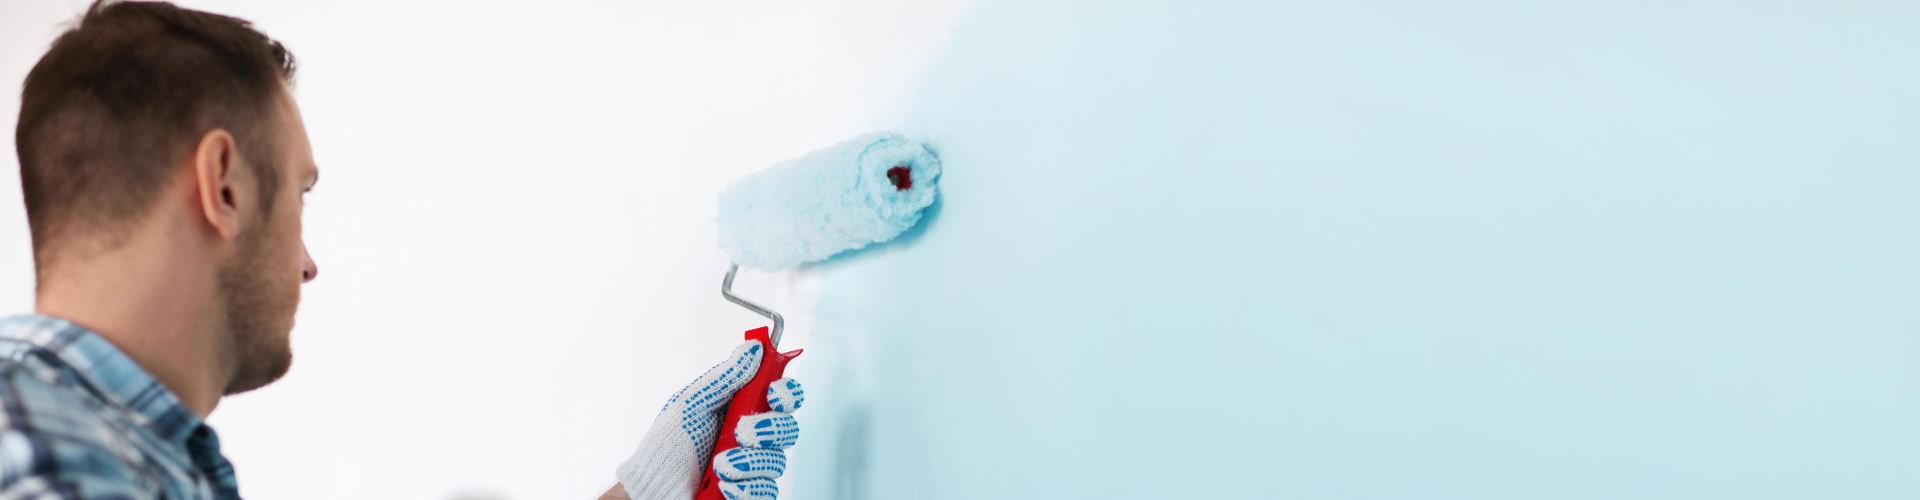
(886, 166), (913, 191)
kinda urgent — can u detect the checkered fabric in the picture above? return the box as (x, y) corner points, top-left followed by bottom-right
(0, 314), (241, 499)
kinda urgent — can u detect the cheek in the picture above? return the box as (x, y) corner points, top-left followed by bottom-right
(274, 216), (305, 271)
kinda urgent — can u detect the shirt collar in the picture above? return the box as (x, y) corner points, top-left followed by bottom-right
(0, 314), (208, 445)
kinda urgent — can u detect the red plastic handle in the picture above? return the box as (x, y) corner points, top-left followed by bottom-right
(695, 326), (802, 500)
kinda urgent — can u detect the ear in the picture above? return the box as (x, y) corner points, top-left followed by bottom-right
(192, 129), (250, 239)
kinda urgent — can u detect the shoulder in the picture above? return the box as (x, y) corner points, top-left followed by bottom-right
(0, 361), (161, 497)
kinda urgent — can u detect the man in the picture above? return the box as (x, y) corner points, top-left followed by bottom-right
(2, 2), (800, 498)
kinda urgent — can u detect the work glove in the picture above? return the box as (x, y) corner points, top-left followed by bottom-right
(617, 341), (805, 500)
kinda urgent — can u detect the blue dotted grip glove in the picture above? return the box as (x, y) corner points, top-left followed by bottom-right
(616, 341), (804, 500)
(712, 378), (804, 499)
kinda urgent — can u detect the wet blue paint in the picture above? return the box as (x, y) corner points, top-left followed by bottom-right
(793, 1), (1920, 498)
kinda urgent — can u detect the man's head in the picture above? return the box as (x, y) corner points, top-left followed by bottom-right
(15, 0), (318, 395)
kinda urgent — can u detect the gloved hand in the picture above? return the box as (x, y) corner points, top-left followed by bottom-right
(616, 341), (804, 500)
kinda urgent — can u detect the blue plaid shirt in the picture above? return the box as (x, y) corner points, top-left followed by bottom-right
(0, 315), (241, 499)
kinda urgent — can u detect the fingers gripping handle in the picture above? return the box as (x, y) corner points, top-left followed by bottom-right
(697, 327), (801, 500)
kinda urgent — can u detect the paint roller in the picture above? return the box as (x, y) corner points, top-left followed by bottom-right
(698, 132), (941, 500)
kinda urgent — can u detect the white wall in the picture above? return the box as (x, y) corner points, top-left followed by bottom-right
(0, 1), (972, 498)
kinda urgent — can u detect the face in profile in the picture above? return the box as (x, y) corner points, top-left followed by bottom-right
(220, 91), (319, 396)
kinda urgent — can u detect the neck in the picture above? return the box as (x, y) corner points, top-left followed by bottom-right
(34, 214), (230, 417)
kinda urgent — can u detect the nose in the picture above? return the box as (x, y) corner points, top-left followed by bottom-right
(302, 246), (318, 283)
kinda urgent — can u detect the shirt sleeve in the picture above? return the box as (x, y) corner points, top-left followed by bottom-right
(0, 375), (163, 499)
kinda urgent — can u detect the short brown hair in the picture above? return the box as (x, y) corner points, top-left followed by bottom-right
(14, 0), (296, 266)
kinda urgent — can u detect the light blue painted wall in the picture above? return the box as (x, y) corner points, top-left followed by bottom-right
(791, 1), (1920, 498)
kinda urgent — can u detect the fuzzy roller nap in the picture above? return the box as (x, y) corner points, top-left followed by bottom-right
(716, 132), (942, 271)
(695, 132), (940, 500)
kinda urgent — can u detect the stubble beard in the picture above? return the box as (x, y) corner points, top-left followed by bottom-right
(218, 226), (295, 395)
